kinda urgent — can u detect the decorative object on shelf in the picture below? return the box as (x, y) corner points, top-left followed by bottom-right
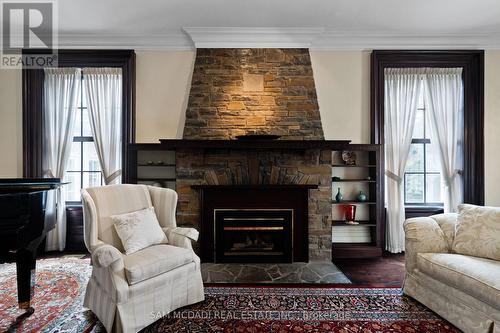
(341, 150), (356, 165)
(332, 176), (341, 181)
(335, 187), (343, 203)
(156, 161), (164, 165)
(235, 134), (281, 141)
(147, 160), (154, 165)
(357, 191), (367, 202)
(344, 205), (358, 225)
(151, 182), (163, 188)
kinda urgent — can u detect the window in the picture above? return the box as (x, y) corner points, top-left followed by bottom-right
(64, 73), (103, 202)
(403, 85), (444, 206)
(371, 51), (484, 207)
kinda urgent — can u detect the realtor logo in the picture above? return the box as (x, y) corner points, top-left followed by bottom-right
(1, 0), (58, 68)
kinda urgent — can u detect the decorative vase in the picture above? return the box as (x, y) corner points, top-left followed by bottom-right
(335, 187), (343, 202)
(357, 191), (367, 202)
(341, 151), (356, 165)
(344, 205), (357, 224)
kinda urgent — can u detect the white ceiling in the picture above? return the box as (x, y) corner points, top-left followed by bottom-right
(54, 0), (500, 49)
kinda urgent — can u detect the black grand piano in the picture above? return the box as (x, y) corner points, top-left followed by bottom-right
(0, 178), (65, 312)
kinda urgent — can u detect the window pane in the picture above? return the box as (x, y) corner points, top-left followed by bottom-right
(82, 108), (93, 136)
(426, 142), (441, 173)
(413, 109), (424, 139)
(83, 172), (102, 189)
(426, 174), (443, 203)
(83, 142), (101, 171)
(63, 172), (81, 201)
(406, 144), (424, 172)
(405, 174), (424, 203)
(72, 108), (82, 138)
(66, 142), (81, 171)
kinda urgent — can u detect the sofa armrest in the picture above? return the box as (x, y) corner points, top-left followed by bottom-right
(163, 227), (199, 249)
(92, 244), (124, 273)
(403, 217), (449, 273)
(429, 213), (458, 249)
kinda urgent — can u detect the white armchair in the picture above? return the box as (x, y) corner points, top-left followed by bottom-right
(81, 184), (204, 333)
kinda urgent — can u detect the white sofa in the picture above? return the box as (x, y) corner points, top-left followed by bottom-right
(81, 184), (205, 333)
(403, 213), (500, 333)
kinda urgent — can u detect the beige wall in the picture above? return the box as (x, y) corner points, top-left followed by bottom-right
(135, 51), (195, 142)
(1, 50), (499, 204)
(0, 68), (22, 177)
(484, 51), (500, 206)
(311, 51), (371, 143)
(134, 50), (373, 143)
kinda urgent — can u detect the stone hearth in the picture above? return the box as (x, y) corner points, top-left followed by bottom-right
(201, 263), (350, 284)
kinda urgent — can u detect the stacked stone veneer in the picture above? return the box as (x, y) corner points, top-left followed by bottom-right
(177, 48), (332, 261)
(183, 48), (324, 140)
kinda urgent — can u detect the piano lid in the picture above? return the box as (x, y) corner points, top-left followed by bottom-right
(0, 178), (67, 194)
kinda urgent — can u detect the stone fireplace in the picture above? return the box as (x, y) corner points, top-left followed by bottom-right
(176, 48), (334, 261)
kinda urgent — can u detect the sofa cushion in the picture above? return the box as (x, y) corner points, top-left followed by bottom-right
(452, 204), (500, 261)
(123, 244), (196, 285)
(417, 253), (500, 309)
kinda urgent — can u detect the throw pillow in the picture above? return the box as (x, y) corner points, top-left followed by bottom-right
(111, 207), (167, 255)
(452, 204), (500, 261)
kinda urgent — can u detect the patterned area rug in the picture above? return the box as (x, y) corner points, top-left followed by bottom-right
(0, 257), (98, 333)
(0, 258), (460, 332)
(144, 286), (460, 332)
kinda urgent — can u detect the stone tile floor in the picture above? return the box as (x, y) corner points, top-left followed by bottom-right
(201, 262), (351, 284)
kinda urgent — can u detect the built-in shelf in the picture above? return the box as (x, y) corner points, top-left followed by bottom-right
(135, 178), (176, 181)
(331, 201), (376, 205)
(332, 179), (376, 183)
(332, 220), (376, 226)
(332, 164), (376, 168)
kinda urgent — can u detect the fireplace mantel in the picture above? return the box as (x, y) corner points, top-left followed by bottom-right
(156, 139), (351, 150)
(191, 184), (318, 190)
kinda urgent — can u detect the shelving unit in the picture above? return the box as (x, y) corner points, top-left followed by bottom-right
(126, 144), (177, 190)
(331, 144), (384, 259)
(332, 179), (376, 183)
(331, 201), (377, 205)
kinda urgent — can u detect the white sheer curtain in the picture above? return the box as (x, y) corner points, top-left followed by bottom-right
(83, 68), (123, 185)
(384, 68), (422, 253)
(423, 68), (464, 212)
(43, 68), (81, 251)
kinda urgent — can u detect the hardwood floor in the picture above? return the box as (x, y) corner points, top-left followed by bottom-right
(334, 252), (405, 287)
(48, 251), (406, 287)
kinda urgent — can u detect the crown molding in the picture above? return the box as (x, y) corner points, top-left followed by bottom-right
(183, 27), (325, 48)
(310, 31), (500, 50)
(56, 32), (195, 50)
(46, 29), (500, 50)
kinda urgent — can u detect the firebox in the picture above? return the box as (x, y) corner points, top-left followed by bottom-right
(192, 185), (315, 263)
(214, 209), (293, 263)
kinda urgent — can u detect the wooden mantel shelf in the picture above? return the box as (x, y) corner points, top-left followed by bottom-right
(151, 139), (351, 150)
(191, 184), (318, 190)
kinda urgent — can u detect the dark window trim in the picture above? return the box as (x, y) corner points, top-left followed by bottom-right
(405, 205), (444, 219)
(371, 50), (484, 206)
(22, 49), (136, 182)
